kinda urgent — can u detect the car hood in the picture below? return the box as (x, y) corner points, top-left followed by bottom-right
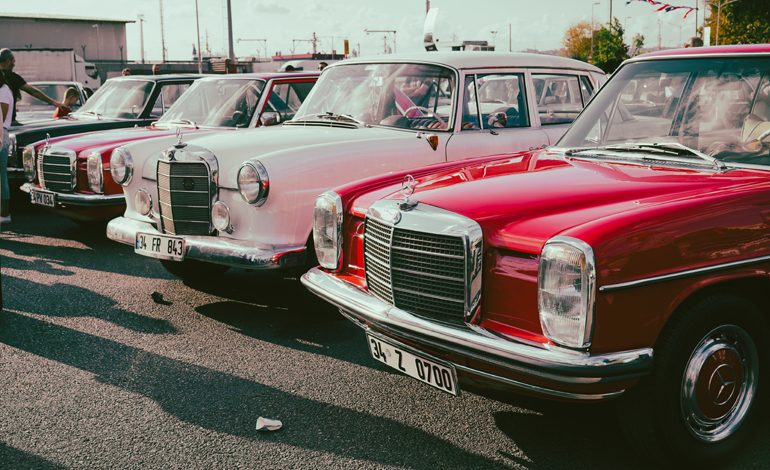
(368, 150), (770, 253)
(136, 123), (432, 184)
(42, 126), (197, 156)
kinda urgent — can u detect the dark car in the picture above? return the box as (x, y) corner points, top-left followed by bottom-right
(7, 74), (200, 182)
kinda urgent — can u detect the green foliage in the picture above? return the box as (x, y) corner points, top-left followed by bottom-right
(706, 0), (770, 45)
(592, 18), (629, 72)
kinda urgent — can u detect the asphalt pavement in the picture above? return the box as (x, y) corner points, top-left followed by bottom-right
(1, 198), (768, 469)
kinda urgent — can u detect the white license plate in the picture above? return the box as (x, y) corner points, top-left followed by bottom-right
(135, 232), (186, 261)
(30, 188), (56, 208)
(366, 333), (458, 395)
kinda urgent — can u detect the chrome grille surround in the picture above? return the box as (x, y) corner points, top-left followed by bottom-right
(364, 199), (483, 327)
(156, 144), (219, 236)
(38, 146), (76, 193)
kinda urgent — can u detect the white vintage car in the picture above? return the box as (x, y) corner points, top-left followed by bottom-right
(106, 52), (604, 279)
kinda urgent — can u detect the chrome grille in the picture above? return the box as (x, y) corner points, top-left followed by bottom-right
(157, 160), (212, 235)
(364, 214), (469, 326)
(39, 148), (76, 192)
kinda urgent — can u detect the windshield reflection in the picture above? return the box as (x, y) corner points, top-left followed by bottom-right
(559, 58), (770, 167)
(74, 80), (154, 119)
(294, 63), (456, 131)
(157, 78), (265, 128)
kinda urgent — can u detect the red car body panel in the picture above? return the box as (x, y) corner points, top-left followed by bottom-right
(330, 149), (770, 355)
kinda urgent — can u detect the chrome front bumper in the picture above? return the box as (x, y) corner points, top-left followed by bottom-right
(301, 267), (654, 401)
(106, 216), (307, 270)
(20, 183), (125, 207)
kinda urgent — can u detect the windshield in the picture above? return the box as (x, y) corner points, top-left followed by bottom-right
(559, 57), (770, 167)
(74, 79), (154, 119)
(157, 78), (265, 128)
(294, 63), (456, 131)
(18, 84), (83, 111)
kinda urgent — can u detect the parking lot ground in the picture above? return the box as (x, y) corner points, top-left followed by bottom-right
(1, 200), (768, 469)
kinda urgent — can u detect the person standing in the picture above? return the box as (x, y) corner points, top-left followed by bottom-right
(0, 48), (64, 126)
(0, 73), (13, 223)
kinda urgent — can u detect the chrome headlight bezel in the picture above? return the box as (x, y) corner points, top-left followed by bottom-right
(313, 191), (344, 271)
(537, 236), (596, 349)
(237, 161), (269, 206)
(109, 147), (133, 186)
(211, 200), (233, 233)
(9, 133), (17, 159)
(22, 144), (35, 182)
(86, 151), (103, 193)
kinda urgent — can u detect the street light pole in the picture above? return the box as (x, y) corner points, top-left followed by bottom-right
(159, 0), (167, 62)
(92, 24), (101, 60)
(590, 2), (600, 62)
(364, 29), (397, 54)
(138, 14), (145, 64)
(226, 0), (235, 61)
(194, 0), (203, 73)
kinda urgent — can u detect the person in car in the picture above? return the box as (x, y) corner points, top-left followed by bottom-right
(53, 87), (80, 119)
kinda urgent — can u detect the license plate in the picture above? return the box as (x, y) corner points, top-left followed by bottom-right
(366, 333), (458, 395)
(30, 188), (56, 207)
(135, 232), (186, 261)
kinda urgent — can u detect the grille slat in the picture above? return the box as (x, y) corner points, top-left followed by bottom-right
(364, 215), (467, 326)
(157, 160), (212, 236)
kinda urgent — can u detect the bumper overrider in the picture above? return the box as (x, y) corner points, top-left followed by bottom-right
(302, 267), (654, 401)
(106, 216), (307, 270)
(20, 183), (125, 207)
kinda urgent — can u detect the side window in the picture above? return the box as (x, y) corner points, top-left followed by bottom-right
(151, 83), (191, 117)
(532, 74), (584, 125)
(267, 82), (309, 121)
(462, 73), (528, 130)
(579, 76), (595, 105)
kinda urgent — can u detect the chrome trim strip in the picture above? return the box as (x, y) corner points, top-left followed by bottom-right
(599, 255), (770, 293)
(20, 183), (124, 206)
(301, 267), (653, 378)
(107, 216), (306, 269)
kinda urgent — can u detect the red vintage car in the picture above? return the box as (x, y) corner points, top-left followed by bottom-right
(302, 44), (770, 464)
(19, 72), (318, 221)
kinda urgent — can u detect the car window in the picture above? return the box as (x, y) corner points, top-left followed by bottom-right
(151, 83), (191, 117)
(532, 74), (584, 125)
(267, 82), (314, 121)
(579, 76), (595, 104)
(462, 73), (528, 130)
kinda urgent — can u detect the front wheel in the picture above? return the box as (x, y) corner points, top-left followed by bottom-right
(618, 294), (766, 466)
(159, 259), (229, 283)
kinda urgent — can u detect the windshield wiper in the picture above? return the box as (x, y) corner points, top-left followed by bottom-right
(567, 142), (726, 171)
(314, 112), (367, 127)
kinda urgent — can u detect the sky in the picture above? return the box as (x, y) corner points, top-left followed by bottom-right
(5, 0), (707, 61)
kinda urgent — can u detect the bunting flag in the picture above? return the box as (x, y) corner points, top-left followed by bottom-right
(626, 0), (698, 18)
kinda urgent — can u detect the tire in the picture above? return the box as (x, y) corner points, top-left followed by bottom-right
(159, 259), (229, 283)
(617, 294), (766, 466)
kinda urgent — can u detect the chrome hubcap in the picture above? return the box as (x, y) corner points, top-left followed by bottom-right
(681, 324), (758, 443)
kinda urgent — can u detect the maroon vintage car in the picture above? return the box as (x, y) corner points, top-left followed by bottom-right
(302, 44), (770, 464)
(19, 72), (318, 221)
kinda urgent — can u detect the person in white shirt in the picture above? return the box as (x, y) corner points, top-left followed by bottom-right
(0, 76), (13, 223)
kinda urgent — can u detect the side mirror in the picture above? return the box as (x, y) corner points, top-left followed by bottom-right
(259, 111), (282, 127)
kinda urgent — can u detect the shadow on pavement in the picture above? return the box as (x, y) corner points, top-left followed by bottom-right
(3, 275), (176, 334)
(0, 311), (510, 469)
(0, 441), (66, 470)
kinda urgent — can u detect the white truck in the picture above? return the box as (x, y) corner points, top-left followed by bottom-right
(12, 48), (102, 91)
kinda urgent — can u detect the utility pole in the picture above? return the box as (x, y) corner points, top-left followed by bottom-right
(658, 18), (662, 49)
(291, 38), (313, 54)
(590, 2), (600, 62)
(238, 38), (268, 60)
(195, 0), (203, 73)
(159, 0), (167, 62)
(426, 0), (430, 15)
(694, 0), (699, 38)
(92, 24), (101, 60)
(509, 23), (512, 52)
(365, 29), (397, 54)
(609, 0), (613, 24)
(138, 14), (145, 64)
(226, 0), (235, 60)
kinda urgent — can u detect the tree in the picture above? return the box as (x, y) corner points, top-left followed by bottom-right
(563, 21), (592, 62)
(563, 18), (629, 73)
(706, 0), (770, 45)
(631, 33), (645, 57)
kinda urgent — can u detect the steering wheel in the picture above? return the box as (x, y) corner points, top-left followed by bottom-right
(401, 105), (447, 128)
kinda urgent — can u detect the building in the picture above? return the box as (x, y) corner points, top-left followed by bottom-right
(0, 13), (133, 62)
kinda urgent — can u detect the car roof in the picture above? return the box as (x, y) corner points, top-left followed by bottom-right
(336, 51), (604, 74)
(28, 81), (83, 86)
(196, 71), (320, 81)
(634, 44), (770, 61)
(109, 74), (204, 82)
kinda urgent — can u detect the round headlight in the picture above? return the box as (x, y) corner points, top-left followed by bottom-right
(110, 147), (133, 186)
(86, 151), (103, 193)
(22, 144), (35, 182)
(134, 189), (152, 216)
(211, 201), (232, 232)
(237, 161), (269, 205)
